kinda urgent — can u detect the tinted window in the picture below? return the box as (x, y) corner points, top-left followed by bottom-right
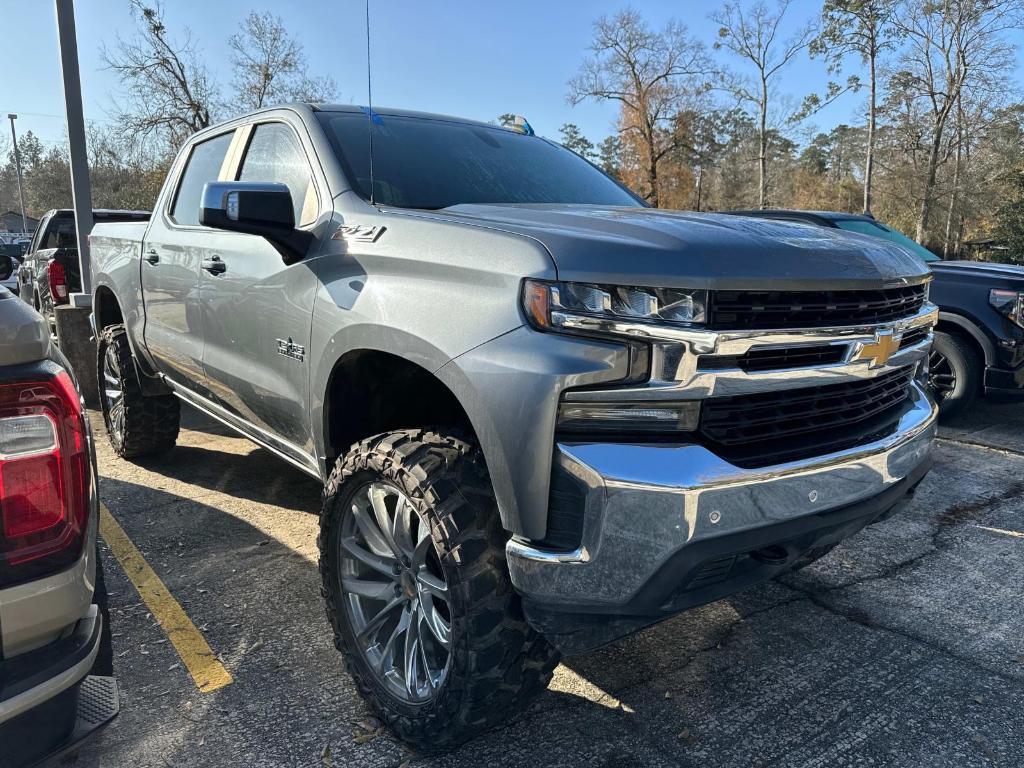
(318, 112), (641, 210)
(171, 132), (234, 226)
(835, 219), (939, 262)
(238, 123), (314, 225)
(40, 216), (76, 249)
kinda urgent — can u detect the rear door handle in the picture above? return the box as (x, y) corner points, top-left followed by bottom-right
(201, 255), (226, 275)
(144, 249), (159, 265)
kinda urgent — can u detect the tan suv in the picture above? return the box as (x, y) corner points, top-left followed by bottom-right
(0, 289), (117, 767)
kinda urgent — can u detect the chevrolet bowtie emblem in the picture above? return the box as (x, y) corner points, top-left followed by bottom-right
(856, 330), (901, 368)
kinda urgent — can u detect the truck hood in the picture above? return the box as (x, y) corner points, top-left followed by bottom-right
(433, 204), (930, 289)
(930, 260), (1024, 283)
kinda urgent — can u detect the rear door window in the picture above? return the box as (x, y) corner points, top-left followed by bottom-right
(39, 217), (75, 249)
(237, 123), (317, 226)
(170, 132), (235, 226)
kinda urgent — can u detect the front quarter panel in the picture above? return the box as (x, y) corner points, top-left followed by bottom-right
(309, 201), (555, 476)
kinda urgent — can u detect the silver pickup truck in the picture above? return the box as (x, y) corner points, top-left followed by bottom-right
(89, 103), (937, 749)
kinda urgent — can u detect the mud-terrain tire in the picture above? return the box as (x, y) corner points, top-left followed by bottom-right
(929, 331), (980, 419)
(97, 324), (179, 458)
(319, 429), (559, 751)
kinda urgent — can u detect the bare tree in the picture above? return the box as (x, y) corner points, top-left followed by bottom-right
(711, 0), (816, 208)
(568, 9), (710, 207)
(102, 1), (218, 150)
(229, 11), (337, 111)
(895, 0), (1024, 243)
(812, 0), (897, 214)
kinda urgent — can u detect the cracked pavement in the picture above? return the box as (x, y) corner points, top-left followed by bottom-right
(65, 399), (1024, 768)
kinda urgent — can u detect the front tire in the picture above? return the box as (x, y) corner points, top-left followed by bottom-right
(929, 331), (980, 419)
(97, 324), (180, 458)
(318, 430), (559, 751)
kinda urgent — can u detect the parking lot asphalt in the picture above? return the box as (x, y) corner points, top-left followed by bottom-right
(66, 400), (1024, 768)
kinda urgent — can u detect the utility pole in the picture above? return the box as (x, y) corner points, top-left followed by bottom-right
(7, 114), (28, 234)
(55, 0), (93, 304)
(52, 0), (99, 406)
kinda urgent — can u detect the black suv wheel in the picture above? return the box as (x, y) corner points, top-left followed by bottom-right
(97, 324), (180, 458)
(929, 331), (980, 419)
(319, 429), (559, 750)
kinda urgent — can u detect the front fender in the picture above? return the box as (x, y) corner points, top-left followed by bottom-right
(309, 322), (460, 476)
(437, 327), (629, 539)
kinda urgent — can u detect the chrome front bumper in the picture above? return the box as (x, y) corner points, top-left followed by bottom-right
(507, 382), (936, 609)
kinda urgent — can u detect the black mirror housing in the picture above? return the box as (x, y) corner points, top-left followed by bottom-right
(199, 181), (312, 264)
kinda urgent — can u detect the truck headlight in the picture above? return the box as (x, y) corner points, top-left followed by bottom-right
(989, 289), (1024, 328)
(523, 279), (706, 338)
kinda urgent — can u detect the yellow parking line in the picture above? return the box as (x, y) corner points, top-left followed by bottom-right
(99, 504), (233, 693)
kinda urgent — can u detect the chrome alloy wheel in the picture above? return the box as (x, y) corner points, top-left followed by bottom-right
(102, 344), (125, 441)
(338, 481), (451, 702)
(928, 347), (956, 403)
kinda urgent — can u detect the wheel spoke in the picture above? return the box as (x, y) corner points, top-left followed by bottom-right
(391, 496), (417, 559)
(111, 402), (124, 435)
(416, 615), (436, 691)
(419, 592), (451, 650)
(340, 536), (396, 578)
(403, 602), (420, 697)
(416, 570), (448, 602)
(376, 607), (410, 673)
(351, 500), (392, 558)
(369, 486), (404, 560)
(341, 577), (396, 600)
(357, 596), (405, 642)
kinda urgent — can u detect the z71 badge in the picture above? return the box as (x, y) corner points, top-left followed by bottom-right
(276, 338), (305, 361)
(333, 224), (386, 243)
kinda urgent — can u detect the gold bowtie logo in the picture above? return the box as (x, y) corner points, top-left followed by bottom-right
(856, 330), (901, 368)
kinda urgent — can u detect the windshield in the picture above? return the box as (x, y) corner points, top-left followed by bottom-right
(834, 218), (939, 262)
(317, 112), (641, 210)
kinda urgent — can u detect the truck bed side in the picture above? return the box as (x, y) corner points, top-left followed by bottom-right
(90, 221), (152, 365)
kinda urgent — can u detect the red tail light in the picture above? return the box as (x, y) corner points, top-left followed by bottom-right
(0, 368), (90, 585)
(48, 260), (69, 304)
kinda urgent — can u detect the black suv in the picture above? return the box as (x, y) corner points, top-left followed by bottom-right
(729, 210), (1024, 418)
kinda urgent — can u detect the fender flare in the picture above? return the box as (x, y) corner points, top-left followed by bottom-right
(937, 311), (995, 368)
(92, 280), (171, 397)
(311, 323), (494, 469)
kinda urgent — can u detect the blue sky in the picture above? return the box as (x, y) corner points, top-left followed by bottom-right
(4, 0), (1022, 151)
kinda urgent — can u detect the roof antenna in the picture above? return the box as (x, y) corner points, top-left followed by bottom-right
(364, 0), (375, 206)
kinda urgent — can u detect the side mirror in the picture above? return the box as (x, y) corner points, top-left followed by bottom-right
(199, 181), (313, 264)
(0, 255), (12, 281)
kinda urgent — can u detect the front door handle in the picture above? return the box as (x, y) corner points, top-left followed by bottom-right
(144, 249), (159, 265)
(201, 255), (226, 275)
